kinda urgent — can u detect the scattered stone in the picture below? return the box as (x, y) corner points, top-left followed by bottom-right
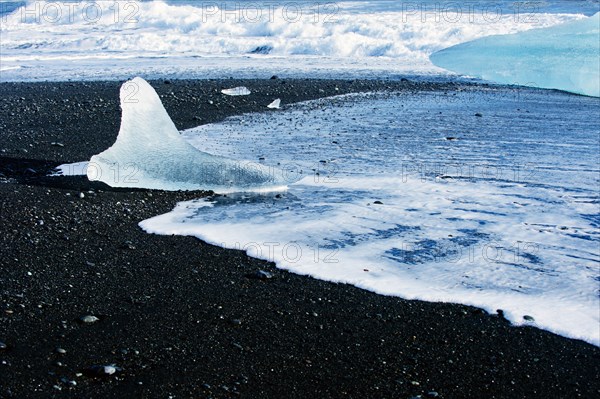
(427, 391), (440, 398)
(270, 75), (279, 80)
(164, 79), (172, 85)
(373, 201), (384, 205)
(475, 112), (483, 117)
(245, 270), (274, 280)
(445, 136), (457, 141)
(230, 319), (242, 326)
(523, 315), (535, 321)
(83, 364), (120, 377)
(55, 347), (67, 354)
(0, 341), (6, 350)
(50, 142), (65, 147)
(79, 192), (85, 199)
(79, 315), (100, 324)
(120, 241), (136, 250)
(60, 377), (76, 386)
(496, 309), (506, 320)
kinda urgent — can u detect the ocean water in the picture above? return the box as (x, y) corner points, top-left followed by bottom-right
(0, 0), (597, 80)
(140, 87), (600, 346)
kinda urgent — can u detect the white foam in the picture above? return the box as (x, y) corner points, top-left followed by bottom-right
(141, 88), (600, 346)
(0, 0), (587, 81)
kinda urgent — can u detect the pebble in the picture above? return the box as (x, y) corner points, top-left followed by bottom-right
(523, 315), (535, 321)
(427, 392), (440, 398)
(120, 241), (136, 250)
(55, 347), (67, 354)
(79, 192), (85, 199)
(60, 377), (77, 386)
(475, 112), (483, 117)
(245, 270), (274, 280)
(0, 341), (6, 350)
(79, 315), (100, 324)
(84, 364), (119, 377)
(373, 201), (384, 205)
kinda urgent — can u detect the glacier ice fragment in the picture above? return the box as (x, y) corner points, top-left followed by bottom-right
(430, 13), (600, 97)
(267, 99), (281, 109)
(221, 86), (251, 96)
(88, 78), (295, 192)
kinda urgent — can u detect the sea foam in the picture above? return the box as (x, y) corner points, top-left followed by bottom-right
(141, 88), (600, 346)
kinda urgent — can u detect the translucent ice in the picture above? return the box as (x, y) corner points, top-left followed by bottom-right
(88, 78), (294, 192)
(430, 13), (600, 97)
(267, 99), (281, 109)
(221, 87), (251, 96)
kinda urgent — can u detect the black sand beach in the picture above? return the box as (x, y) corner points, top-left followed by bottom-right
(1, 79), (599, 398)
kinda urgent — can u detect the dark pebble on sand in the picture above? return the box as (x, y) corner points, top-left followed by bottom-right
(245, 270), (274, 280)
(445, 137), (457, 141)
(270, 75), (278, 80)
(373, 201), (383, 205)
(475, 112), (483, 117)
(83, 365), (119, 377)
(523, 315), (535, 321)
(120, 241), (136, 250)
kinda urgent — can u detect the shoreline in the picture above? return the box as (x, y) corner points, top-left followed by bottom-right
(1, 79), (599, 398)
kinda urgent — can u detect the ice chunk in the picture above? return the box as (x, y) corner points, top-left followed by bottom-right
(267, 99), (281, 109)
(88, 77), (295, 192)
(51, 161), (89, 176)
(430, 13), (600, 97)
(221, 86), (251, 96)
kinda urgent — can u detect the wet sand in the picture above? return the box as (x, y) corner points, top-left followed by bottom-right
(1, 78), (598, 398)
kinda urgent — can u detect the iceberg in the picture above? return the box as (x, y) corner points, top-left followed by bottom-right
(430, 13), (600, 97)
(88, 78), (295, 192)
